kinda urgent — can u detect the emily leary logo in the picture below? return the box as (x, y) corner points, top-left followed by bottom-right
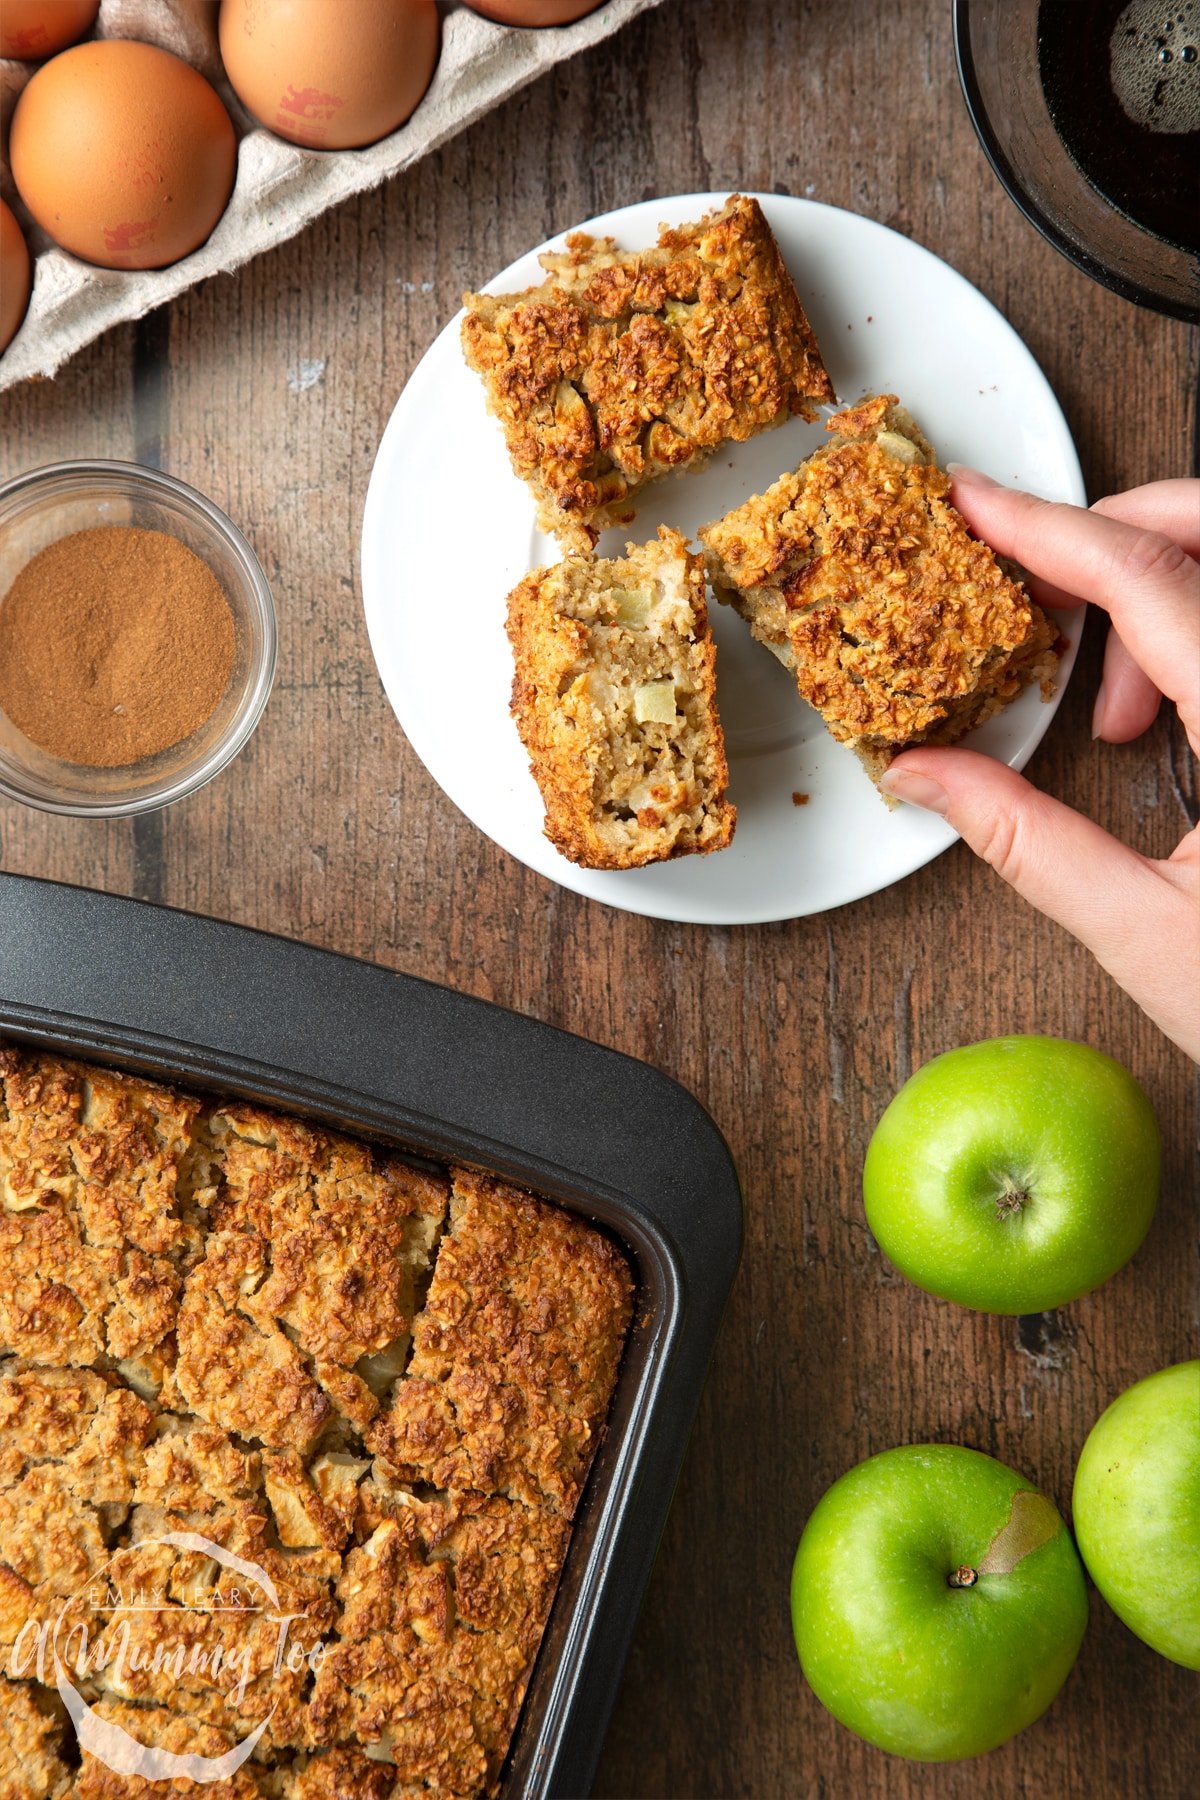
(7, 1532), (327, 1783)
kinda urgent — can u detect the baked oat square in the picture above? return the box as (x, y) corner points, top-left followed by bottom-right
(699, 393), (1061, 784)
(462, 194), (833, 551)
(505, 527), (736, 870)
(369, 1164), (634, 1519)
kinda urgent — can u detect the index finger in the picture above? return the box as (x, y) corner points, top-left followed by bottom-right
(948, 469), (1200, 721)
(1092, 480), (1200, 558)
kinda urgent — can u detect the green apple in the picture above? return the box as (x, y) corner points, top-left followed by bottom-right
(791, 1444), (1088, 1760)
(862, 1036), (1159, 1314)
(1073, 1360), (1200, 1669)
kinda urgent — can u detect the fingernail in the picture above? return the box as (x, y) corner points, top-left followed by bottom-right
(944, 463), (997, 487)
(880, 769), (951, 815)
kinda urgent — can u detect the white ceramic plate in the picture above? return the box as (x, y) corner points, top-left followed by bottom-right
(361, 193), (1084, 925)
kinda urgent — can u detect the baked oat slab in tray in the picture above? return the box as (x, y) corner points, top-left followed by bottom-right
(700, 393), (1061, 784)
(0, 1046), (633, 1798)
(462, 195), (833, 550)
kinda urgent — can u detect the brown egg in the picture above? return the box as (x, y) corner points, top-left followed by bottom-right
(464, 1), (606, 23)
(219, 0), (439, 150)
(9, 41), (237, 271)
(0, 0), (99, 60)
(0, 203), (33, 356)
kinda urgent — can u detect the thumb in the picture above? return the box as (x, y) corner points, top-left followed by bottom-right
(880, 748), (1171, 983)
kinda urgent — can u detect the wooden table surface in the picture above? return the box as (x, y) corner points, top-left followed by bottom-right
(2, 1), (1197, 1795)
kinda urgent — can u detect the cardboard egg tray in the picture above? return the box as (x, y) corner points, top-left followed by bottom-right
(0, 0), (668, 393)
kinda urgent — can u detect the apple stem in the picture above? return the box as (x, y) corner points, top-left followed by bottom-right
(948, 1565), (978, 1588)
(995, 1183), (1030, 1219)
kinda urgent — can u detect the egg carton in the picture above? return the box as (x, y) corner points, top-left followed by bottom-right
(0, 0), (669, 393)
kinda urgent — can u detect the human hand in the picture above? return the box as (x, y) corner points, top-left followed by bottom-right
(879, 470), (1200, 1062)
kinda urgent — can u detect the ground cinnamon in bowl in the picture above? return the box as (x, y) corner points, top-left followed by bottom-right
(0, 525), (235, 768)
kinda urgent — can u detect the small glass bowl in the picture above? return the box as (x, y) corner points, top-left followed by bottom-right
(955, 0), (1200, 324)
(0, 460), (277, 816)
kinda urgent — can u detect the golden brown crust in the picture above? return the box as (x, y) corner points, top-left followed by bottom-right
(70, 1713), (399, 1800)
(72, 1700), (268, 1798)
(87, 1510), (338, 1754)
(463, 194), (833, 549)
(0, 1366), (151, 1499)
(369, 1166), (634, 1518)
(0, 1677), (70, 1799)
(0, 1047), (631, 1797)
(309, 1488), (569, 1786)
(0, 1048), (209, 1382)
(174, 1228), (338, 1454)
(133, 1416), (261, 1516)
(207, 1104), (447, 1369)
(0, 1050), (211, 1258)
(700, 394), (1060, 777)
(173, 1110), (449, 1454)
(279, 1749), (397, 1800)
(506, 527), (736, 869)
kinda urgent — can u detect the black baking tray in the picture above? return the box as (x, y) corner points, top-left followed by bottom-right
(0, 872), (742, 1799)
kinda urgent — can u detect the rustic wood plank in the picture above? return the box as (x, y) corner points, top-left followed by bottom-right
(0, 1), (1195, 1795)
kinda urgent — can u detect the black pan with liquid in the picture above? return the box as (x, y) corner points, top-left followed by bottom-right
(1038, 0), (1200, 254)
